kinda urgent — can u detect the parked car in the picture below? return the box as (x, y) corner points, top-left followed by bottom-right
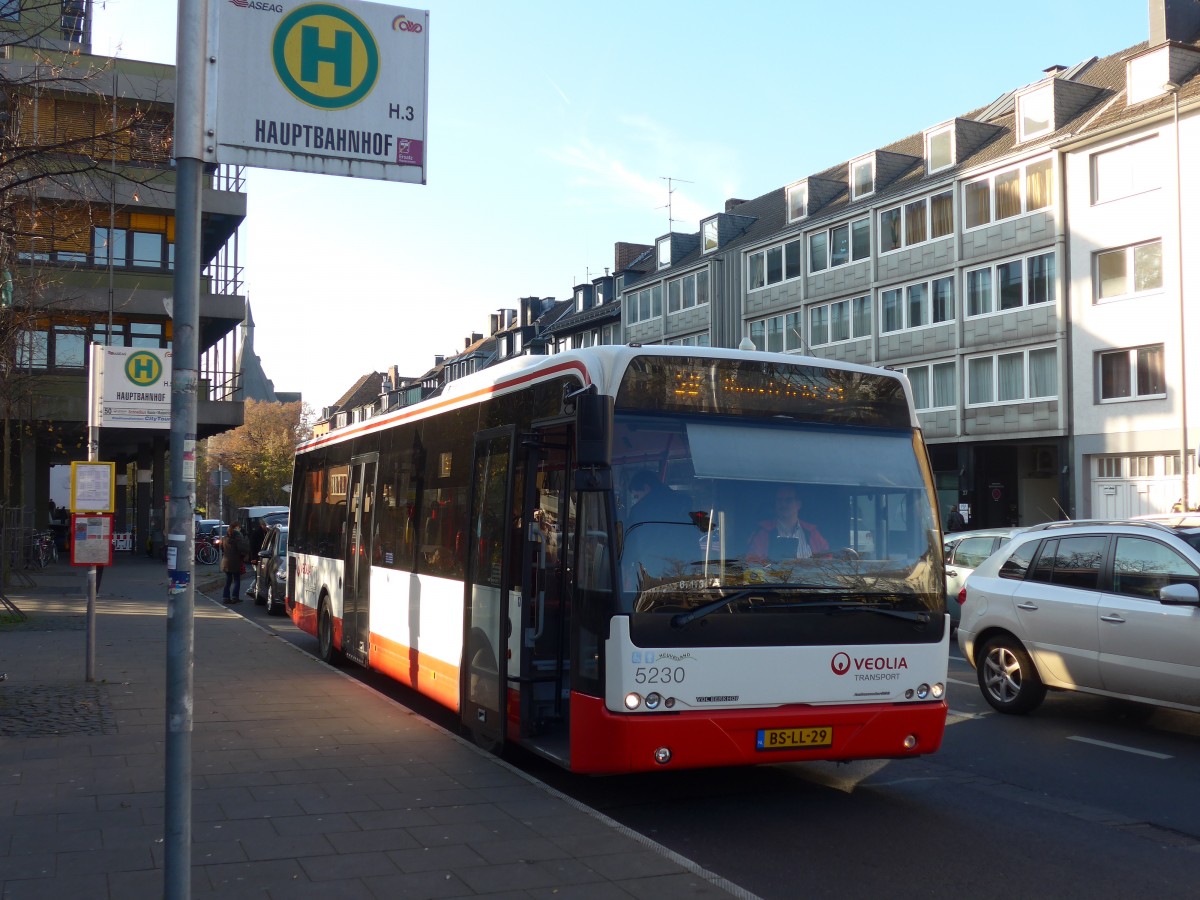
(957, 519), (1200, 715)
(210, 524), (230, 552)
(943, 527), (1030, 628)
(196, 519), (222, 539)
(249, 524), (288, 615)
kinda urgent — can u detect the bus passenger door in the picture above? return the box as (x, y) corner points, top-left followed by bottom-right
(519, 426), (573, 761)
(462, 428), (515, 750)
(343, 453), (378, 667)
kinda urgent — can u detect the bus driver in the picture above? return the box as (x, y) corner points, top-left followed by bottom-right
(745, 484), (829, 562)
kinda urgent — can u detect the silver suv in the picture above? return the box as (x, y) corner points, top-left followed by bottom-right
(957, 519), (1200, 715)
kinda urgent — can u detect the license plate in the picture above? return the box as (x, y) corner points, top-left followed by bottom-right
(756, 726), (834, 750)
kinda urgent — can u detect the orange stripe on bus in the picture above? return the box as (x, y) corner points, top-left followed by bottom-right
(369, 632), (461, 713)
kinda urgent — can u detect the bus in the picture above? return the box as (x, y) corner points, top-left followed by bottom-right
(287, 346), (949, 774)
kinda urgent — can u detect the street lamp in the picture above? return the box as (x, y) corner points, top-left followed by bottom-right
(1165, 81), (1189, 510)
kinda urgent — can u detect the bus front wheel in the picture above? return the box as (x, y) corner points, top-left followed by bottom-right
(317, 600), (340, 666)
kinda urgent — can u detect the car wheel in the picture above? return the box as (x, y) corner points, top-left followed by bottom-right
(977, 636), (1046, 714)
(266, 587), (280, 616)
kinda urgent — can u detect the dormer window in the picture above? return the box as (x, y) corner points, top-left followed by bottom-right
(1018, 85), (1054, 142)
(851, 157), (874, 200)
(925, 126), (954, 173)
(656, 237), (671, 270)
(786, 182), (808, 222)
(575, 288), (586, 313)
(702, 219), (718, 253)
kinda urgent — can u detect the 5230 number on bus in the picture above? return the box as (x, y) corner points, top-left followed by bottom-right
(634, 666), (686, 685)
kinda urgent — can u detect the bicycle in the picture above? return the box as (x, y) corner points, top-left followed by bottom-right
(195, 539), (219, 566)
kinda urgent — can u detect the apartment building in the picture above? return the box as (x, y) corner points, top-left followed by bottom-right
(615, 1), (1200, 527)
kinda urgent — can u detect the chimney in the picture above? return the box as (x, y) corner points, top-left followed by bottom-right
(434, 354), (444, 366)
(724, 198), (747, 213)
(1043, 64), (1067, 76)
(1150, 0), (1200, 45)
(614, 241), (652, 273)
(489, 312), (501, 335)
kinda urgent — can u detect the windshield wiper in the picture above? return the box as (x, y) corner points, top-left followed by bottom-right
(826, 604), (931, 624)
(669, 584), (833, 628)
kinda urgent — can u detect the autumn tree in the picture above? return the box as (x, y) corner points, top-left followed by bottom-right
(201, 399), (311, 518)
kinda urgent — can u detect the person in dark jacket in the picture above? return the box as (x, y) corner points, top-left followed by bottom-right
(220, 523), (250, 604)
(946, 505), (967, 533)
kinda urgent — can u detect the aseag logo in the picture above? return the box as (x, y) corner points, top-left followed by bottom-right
(272, 3), (380, 110)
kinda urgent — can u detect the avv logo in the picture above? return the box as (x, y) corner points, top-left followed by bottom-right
(272, 3), (379, 110)
(124, 351), (163, 387)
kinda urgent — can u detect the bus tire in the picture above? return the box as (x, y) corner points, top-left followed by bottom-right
(977, 635), (1045, 714)
(317, 598), (340, 666)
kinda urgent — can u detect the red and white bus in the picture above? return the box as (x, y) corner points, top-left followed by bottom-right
(287, 346), (949, 774)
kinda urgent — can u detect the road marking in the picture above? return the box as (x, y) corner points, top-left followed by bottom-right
(948, 677), (977, 688)
(1067, 736), (1172, 759)
(948, 708), (988, 720)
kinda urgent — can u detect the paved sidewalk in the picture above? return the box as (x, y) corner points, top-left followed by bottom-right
(0, 554), (746, 899)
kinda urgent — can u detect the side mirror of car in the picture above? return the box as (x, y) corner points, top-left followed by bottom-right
(1159, 582), (1200, 606)
(259, 549), (270, 559)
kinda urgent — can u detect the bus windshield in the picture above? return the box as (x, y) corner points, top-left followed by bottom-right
(613, 412), (940, 618)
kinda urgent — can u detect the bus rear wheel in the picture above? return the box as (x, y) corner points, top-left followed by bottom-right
(317, 600), (340, 665)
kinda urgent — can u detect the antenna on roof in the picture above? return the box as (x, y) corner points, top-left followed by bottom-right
(659, 176), (694, 233)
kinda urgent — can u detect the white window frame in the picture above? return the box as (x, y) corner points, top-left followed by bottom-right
(656, 237), (671, 270)
(1090, 135), (1161, 205)
(878, 189), (954, 255)
(786, 182), (808, 222)
(1097, 344), (1166, 403)
(966, 345), (1058, 407)
(1094, 240), (1163, 303)
(1017, 84), (1054, 142)
(925, 125), (955, 174)
(702, 219), (719, 253)
(665, 332), (711, 348)
(962, 155), (1054, 230)
(904, 361), (957, 411)
(666, 269), (710, 313)
(808, 216), (870, 273)
(746, 237), (803, 291)
(964, 250), (1056, 318)
(748, 313), (803, 353)
(809, 295), (871, 347)
(878, 275), (956, 334)
(851, 156), (875, 200)
(625, 283), (664, 325)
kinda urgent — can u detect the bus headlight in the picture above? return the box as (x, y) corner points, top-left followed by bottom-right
(624, 692), (641, 710)
(644, 692), (662, 710)
(931, 683), (945, 699)
(916, 683), (930, 699)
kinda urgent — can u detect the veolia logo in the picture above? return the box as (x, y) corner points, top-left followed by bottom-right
(272, 4), (379, 110)
(125, 351), (163, 387)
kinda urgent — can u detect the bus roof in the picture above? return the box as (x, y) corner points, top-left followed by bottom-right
(297, 346), (917, 454)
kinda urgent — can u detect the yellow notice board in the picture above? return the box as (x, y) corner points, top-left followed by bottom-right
(70, 461), (116, 513)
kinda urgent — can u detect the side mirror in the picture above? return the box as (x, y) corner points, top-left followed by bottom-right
(575, 390), (612, 467)
(1159, 582), (1200, 605)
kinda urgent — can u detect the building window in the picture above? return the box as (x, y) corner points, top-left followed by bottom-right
(665, 332), (711, 347)
(879, 190), (953, 254)
(91, 224), (174, 271)
(749, 313), (802, 353)
(1095, 240), (1163, 302)
(626, 284), (663, 324)
(809, 295), (870, 347)
(905, 361), (956, 410)
(1018, 85), (1054, 141)
(1, 0), (20, 21)
(787, 182), (808, 222)
(962, 157), (1054, 229)
(926, 126), (954, 173)
(1091, 136), (1160, 204)
(851, 157), (874, 199)
(702, 219), (718, 253)
(967, 346), (1058, 406)
(1099, 345), (1165, 401)
(809, 216), (869, 273)
(656, 237), (670, 270)
(879, 276), (955, 334)
(667, 270), (709, 313)
(747, 237), (802, 290)
(965, 251), (1055, 317)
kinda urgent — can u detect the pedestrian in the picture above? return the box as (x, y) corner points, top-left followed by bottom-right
(220, 523), (250, 604)
(945, 505), (966, 533)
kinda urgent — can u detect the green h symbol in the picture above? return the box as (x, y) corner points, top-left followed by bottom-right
(300, 24), (352, 87)
(131, 357), (156, 380)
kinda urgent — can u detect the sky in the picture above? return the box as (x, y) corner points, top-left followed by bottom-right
(89, 0), (1150, 411)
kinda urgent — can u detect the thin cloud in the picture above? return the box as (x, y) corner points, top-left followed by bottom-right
(547, 77), (571, 106)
